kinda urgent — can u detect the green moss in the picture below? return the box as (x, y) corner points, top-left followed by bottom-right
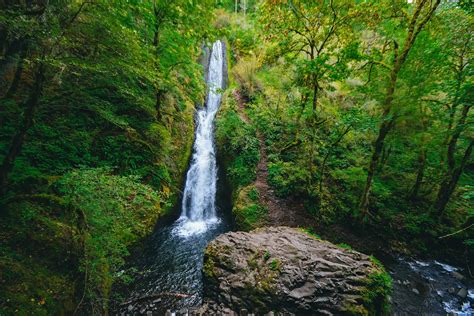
(203, 256), (216, 279)
(203, 244), (237, 281)
(242, 249), (280, 308)
(341, 256), (392, 315)
(247, 252), (259, 270)
(269, 258), (281, 271)
(343, 304), (369, 316)
(240, 204), (268, 227)
(353, 258), (392, 315)
(216, 92), (260, 189)
(232, 185), (268, 230)
(0, 246), (76, 315)
(338, 243), (353, 250)
(248, 187), (260, 201)
(300, 228), (321, 240)
(263, 250), (271, 261)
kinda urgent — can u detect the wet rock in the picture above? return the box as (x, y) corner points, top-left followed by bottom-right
(412, 288), (420, 295)
(202, 227), (391, 315)
(448, 287), (456, 294)
(457, 288), (468, 299)
(452, 271), (465, 281)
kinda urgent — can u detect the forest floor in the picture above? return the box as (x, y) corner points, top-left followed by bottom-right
(233, 90), (315, 228)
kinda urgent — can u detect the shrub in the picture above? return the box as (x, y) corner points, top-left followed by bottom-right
(216, 96), (260, 188)
(233, 55), (262, 100)
(56, 168), (162, 310)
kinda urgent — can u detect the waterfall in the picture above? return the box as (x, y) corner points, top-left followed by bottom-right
(174, 40), (225, 237)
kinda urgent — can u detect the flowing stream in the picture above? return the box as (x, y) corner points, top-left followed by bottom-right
(117, 40), (230, 315)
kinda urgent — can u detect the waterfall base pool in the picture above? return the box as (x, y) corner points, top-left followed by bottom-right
(116, 210), (231, 314)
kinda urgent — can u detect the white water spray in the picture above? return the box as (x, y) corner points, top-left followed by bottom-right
(174, 40), (225, 237)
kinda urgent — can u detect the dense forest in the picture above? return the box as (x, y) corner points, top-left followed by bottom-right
(0, 0), (472, 315)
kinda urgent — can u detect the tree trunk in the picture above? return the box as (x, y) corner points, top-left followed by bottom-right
(435, 139), (473, 217)
(0, 62), (45, 196)
(5, 47), (26, 98)
(155, 89), (165, 120)
(359, 117), (394, 216)
(435, 103), (472, 217)
(312, 79), (318, 112)
(319, 125), (351, 193)
(447, 104), (470, 171)
(0, 39), (25, 92)
(409, 148), (426, 201)
(379, 144), (392, 172)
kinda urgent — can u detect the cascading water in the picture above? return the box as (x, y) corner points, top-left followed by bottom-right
(175, 40), (224, 237)
(117, 41), (231, 314)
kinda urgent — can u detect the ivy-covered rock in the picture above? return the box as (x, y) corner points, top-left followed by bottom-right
(203, 227), (392, 315)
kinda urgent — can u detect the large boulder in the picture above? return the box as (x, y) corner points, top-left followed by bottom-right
(202, 227), (391, 315)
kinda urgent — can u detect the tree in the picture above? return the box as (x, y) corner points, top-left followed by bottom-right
(0, 1), (90, 196)
(260, 0), (357, 114)
(359, 0), (441, 219)
(434, 7), (473, 217)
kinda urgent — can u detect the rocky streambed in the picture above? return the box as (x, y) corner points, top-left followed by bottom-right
(386, 256), (473, 315)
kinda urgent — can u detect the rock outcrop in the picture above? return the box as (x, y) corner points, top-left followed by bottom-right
(202, 227), (391, 315)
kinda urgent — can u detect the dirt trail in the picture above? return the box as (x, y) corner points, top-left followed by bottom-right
(233, 90), (312, 227)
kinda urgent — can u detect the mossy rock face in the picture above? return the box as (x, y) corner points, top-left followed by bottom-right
(202, 227), (392, 315)
(232, 185), (268, 231)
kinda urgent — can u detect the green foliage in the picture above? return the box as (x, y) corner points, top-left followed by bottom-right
(338, 243), (353, 250)
(248, 187), (260, 202)
(1, 0), (473, 314)
(268, 161), (310, 198)
(231, 185), (268, 231)
(215, 9), (261, 61)
(216, 93), (260, 188)
(233, 55), (262, 99)
(0, 249), (76, 315)
(57, 168), (162, 310)
(240, 204), (268, 228)
(269, 258), (281, 271)
(300, 228), (321, 240)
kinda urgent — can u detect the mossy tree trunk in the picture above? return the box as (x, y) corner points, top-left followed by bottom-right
(435, 103), (472, 217)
